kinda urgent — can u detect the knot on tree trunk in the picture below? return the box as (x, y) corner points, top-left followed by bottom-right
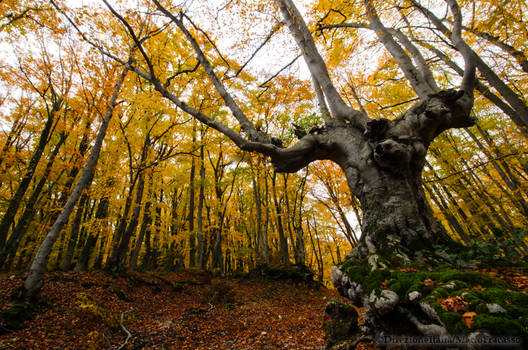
(425, 89), (476, 128)
(425, 89), (463, 119)
(364, 118), (389, 141)
(291, 123), (307, 139)
(373, 139), (413, 169)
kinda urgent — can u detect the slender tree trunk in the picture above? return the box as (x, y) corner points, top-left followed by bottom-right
(424, 182), (471, 244)
(262, 172), (270, 264)
(196, 144), (205, 268)
(210, 155), (238, 272)
(168, 187), (183, 270)
(130, 200), (151, 269)
(188, 144), (196, 267)
(0, 106), (58, 247)
(52, 118), (92, 223)
(272, 173), (289, 264)
(0, 115), (27, 190)
(22, 67), (128, 297)
(313, 219), (325, 282)
(466, 126), (528, 216)
(144, 188), (162, 270)
(112, 172), (146, 270)
(0, 115), (25, 168)
(0, 133), (67, 269)
(306, 219), (322, 281)
(75, 197), (109, 271)
(318, 174), (358, 244)
(61, 193), (89, 270)
(252, 175), (263, 264)
(108, 185), (135, 264)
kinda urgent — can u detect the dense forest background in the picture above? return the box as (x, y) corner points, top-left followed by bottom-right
(0, 0), (526, 285)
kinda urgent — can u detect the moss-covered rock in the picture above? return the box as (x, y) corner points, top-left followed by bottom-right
(1, 300), (34, 331)
(322, 301), (359, 348)
(331, 256), (528, 347)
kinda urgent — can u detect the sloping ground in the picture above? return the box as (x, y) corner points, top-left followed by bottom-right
(0, 271), (348, 349)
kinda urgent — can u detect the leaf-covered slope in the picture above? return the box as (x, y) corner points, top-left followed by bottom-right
(0, 271), (345, 349)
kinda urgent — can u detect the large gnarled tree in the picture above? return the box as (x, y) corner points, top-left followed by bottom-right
(99, 0), (476, 266)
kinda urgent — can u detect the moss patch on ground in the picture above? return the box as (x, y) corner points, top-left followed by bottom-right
(339, 257), (528, 340)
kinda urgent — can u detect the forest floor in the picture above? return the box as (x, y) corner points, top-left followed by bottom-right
(0, 270), (356, 349)
(1, 268), (526, 349)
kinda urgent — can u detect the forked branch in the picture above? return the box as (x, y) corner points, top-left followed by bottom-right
(274, 0), (367, 129)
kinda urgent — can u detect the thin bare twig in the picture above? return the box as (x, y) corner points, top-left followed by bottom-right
(258, 54), (301, 88)
(424, 152), (521, 183)
(117, 310), (133, 350)
(230, 23), (282, 79)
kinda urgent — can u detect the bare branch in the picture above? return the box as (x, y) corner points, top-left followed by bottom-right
(444, 0), (476, 92)
(458, 23), (528, 73)
(164, 61), (200, 87)
(151, 0), (262, 141)
(363, 0), (435, 99)
(317, 22), (368, 31)
(274, 0), (367, 128)
(181, 13), (232, 76)
(411, 0), (476, 93)
(102, 0), (157, 80)
(345, 80), (367, 115)
(232, 22), (282, 78)
(379, 97), (419, 110)
(117, 311), (132, 350)
(258, 54), (301, 88)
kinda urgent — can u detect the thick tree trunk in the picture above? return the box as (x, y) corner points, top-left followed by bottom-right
(345, 166), (449, 266)
(211, 229), (223, 271)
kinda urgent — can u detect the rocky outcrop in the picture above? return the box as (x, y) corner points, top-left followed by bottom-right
(322, 301), (359, 348)
(325, 260), (527, 349)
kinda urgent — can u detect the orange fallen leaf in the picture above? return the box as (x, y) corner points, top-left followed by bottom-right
(439, 296), (467, 313)
(424, 279), (434, 287)
(462, 312), (476, 328)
